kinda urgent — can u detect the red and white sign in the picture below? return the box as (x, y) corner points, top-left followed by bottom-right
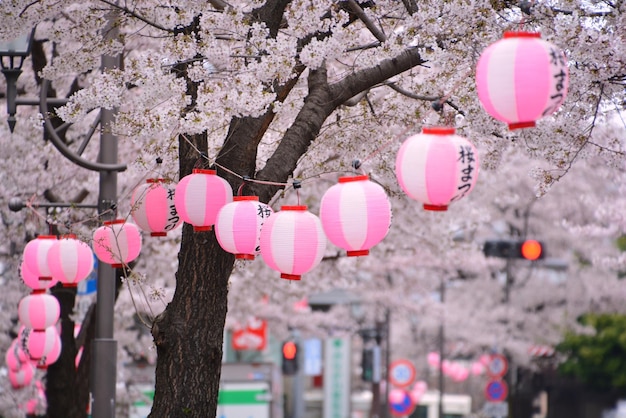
(486, 353), (508, 378)
(485, 379), (508, 402)
(389, 359), (416, 388)
(232, 318), (267, 351)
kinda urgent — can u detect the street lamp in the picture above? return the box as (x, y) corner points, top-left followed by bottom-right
(2, 24), (125, 418)
(0, 29), (35, 132)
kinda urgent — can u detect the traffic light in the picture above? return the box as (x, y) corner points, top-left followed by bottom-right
(483, 239), (545, 260)
(362, 347), (374, 382)
(281, 340), (299, 375)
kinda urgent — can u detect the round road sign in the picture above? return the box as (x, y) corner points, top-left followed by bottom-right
(485, 379), (508, 402)
(389, 359), (416, 388)
(486, 353), (508, 378)
(389, 389), (415, 417)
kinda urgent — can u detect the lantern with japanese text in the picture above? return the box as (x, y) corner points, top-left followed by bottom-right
(131, 178), (182, 236)
(215, 196), (273, 260)
(22, 235), (57, 280)
(174, 169), (233, 232)
(5, 339), (28, 372)
(20, 261), (58, 291)
(92, 220), (142, 268)
(395, 127), (479, 211)
(259, 206), (326, 280)
(18, 292), (60, 330)
(476, 32), (569, 130)
(47, 234), (94, 287)
(19, 326), (58, 360)
(319, 175), (391, 256)
(34, 335), (61, 369)
(9, 362), (34, 389)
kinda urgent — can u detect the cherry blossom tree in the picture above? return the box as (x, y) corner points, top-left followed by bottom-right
(0, 0), (624, 417)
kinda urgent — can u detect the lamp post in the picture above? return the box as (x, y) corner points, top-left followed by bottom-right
(1, 27), (125, 418)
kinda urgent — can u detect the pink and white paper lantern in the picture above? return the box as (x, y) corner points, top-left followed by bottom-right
(476, 31), (569, 130)
(174, 169), (233, 232)
(131, 178), (182, 236)
(9, 362), (35, 389)
(22, 235), (57, 280)
(19, 326), (58, 360)
(259, 205), (326, 281)
(319, 175), (391, 256)
(20, 261), (58, 291)
(215, 196), (273, 260)
(18, 292), (60, 330)
(47, 234), (94, 287)
(5, 339), (28, 372)
(34, 333), (61, 369)
(92, 220), (142, 268)
(395, 127), (479, 211)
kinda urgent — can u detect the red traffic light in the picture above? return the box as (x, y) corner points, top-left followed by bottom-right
(282, 341), (297, 360)
(520, 240), (543, 260)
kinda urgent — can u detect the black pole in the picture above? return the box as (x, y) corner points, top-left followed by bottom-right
(438, 279), (445, 418)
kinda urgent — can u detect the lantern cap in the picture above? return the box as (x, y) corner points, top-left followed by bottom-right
(423, 204), (448, 212)
(191, 168), (216, 175)
(146, 178), (166, 183)
(234, 196), (259, 201)
(281, 273), (302, 281)
(36, 235), (57, 240)
(103, 219), (127, 226)
(503, 31), (541, 38)
(508, 121), (536, 130)
(338, 175), (369, 183)
(422, 127), (456, 135)
(281, 205), (307, 211)
(236, 254), (255, 260)
(150, 232), (167, 237)
(59, 234), (77, 239)
(193, 225), (213, 232)
(347, 249), (369, 257)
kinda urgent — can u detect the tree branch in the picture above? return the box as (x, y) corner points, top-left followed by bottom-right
(345, 0), (386, 43)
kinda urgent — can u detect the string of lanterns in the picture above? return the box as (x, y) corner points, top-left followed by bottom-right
(6, 31), (569, 381)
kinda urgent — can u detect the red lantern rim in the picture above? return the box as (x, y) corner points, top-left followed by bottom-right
(236, 254), (255, 260)
(234, 196), (259, 201)
(281, 273), (301, 281)
(281, 205), (307, 211)
(191, 168), (216, 175)
(508, 121), (536, 130)
(103, 219), (126, 226)
(36, 235), (57, 240)
(146, 178), (166, 183)
(422, 127), (456, 135)
(338, 175), (369, 183)
(503, 31), (541, 39)
(60, 234), (76, 239)
(423, 204), (448, 212)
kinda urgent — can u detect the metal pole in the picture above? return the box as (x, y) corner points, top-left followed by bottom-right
(438, 279), (445, 418)
(90, 42), (120, 418)
(292, 331), (305, 418)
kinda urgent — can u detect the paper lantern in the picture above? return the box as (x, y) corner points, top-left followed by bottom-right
(131, 178), (182, 236)
(19, 326), (58, 360)
(34, 333), (61, 369)
(22, 235), (57, 280)
(215, 196), (273, 260)
(320, 175), (391, 256)
(174, 169), (233, 232)
(259, 205), (326, 280)
(18, 292), (60, 330)
(9, 362), (35, 389)
(5, 339), (28, 372)
(92, 220), (142, 268)
(476, 31), (569, 130)
(395, 127), (479, 211)
(20, 260), (58, 291)
(47, 234), (94, 287)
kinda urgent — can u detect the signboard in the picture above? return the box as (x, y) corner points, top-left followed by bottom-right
(389, 390), (415, 417)
(485, 380), (508, 402)
(486, 353), (508, 378)
(483, 401), (509, 417)
(217, 382), (271, 418)
(323, 337), (351, 418)
(232, 318), (267, 351)
(303, 338), (322, 376)
(389, 359), (416, 388)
